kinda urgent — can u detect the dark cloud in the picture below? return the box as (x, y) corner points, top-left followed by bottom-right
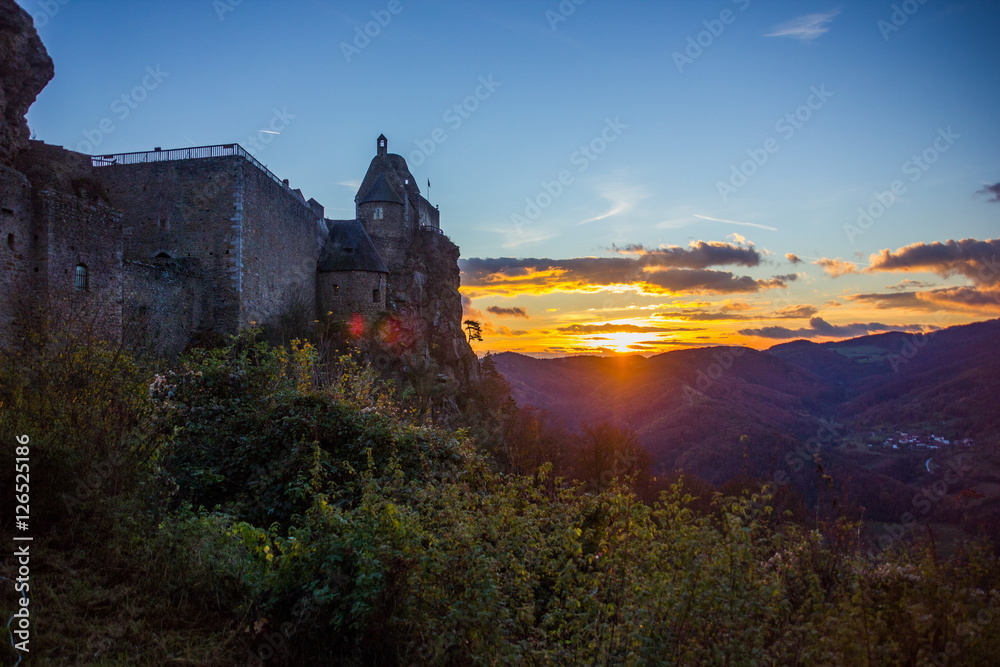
(459, 241), (784, 296)
(659, 302), (815, 321)
(459, 255), (792, 295)
(486, 306), (529, 318)
(785, 253), (803, 264)
(558, 323), (693, 334)
(637, 339), (705, 347)
(772, 304), (819, 319)
(976, 183), (1000, 203)
(613, 241), (761, 268)
(493, 326), (529, 336)
(887, 279), (935, 291)
(643, 268), (784, 294)
(868, 238), (1000, 286)
(740, 317), (923, 340)
(847, 291), (933, 310)
(657, 310), (749, 321)
(917, 286), (1000, 309)
(721, 301), (753, 312)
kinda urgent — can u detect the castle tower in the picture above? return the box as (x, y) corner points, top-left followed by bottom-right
(356, 134), (419, 273)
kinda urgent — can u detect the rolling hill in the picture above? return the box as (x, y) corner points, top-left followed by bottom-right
(492, 318), (1000, 532)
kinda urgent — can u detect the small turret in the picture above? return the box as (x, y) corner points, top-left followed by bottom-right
(377, 133), (387, 157)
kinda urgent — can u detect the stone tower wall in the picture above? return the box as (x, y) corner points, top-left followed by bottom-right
(317, 270), (385, 323)
(359, 199), (409, 274)
(239, 163), (322, 331)
(95, 156), (243, 335)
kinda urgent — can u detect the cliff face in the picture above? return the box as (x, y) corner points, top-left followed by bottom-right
(0, 0), (54, 166)
(366, 228), (479, 401)
(399, 230), (480, 387)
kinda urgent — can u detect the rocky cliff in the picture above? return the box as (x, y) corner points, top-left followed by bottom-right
(359, 227), (480, 418)
(0, 0), (54, 166)
(399, 229), (480, 386)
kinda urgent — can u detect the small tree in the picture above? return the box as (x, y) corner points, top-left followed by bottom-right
(463, 319), (483, 344)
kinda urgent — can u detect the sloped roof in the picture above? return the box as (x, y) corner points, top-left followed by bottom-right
(358, 173), (403, 204)
(317, 219), (388, 273)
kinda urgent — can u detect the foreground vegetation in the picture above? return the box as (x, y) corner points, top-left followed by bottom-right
(1, 329), (998, 665)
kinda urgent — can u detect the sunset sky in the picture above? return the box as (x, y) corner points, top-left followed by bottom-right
(19, 0), (1000, 356)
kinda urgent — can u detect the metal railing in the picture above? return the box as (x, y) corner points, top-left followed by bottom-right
(90, 144), (287, 190)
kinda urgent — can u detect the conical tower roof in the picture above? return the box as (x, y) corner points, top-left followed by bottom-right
(358, 173), (403, 205)
(318, 219), (389, 273)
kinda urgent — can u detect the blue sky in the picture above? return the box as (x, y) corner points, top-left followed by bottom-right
(18, 0), (1000, 354)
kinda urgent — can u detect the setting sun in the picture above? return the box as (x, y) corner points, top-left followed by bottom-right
(584, 330), (658, 354)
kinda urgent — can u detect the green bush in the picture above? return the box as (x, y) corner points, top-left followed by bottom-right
(4, 329), (998, 665)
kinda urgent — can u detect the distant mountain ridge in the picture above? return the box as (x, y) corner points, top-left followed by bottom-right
(492, 318), (1000, 531)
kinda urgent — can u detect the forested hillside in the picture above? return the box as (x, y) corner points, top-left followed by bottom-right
(1, 325), (999, 664)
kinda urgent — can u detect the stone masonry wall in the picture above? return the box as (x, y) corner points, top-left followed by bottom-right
(123, 257), (204, 354)
(95, 156), (243, 335)
(34, 188), (123, 342)
(0, 164), (33, 345)
(317, 270), (385, 323)
(238, 162), (323, 332)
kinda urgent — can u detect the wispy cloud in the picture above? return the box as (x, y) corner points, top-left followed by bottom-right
(578, 183), (648, 225)
(335, 179), (361, 189)
(765, 9), (841, 41)
(693, 214), (777, 232)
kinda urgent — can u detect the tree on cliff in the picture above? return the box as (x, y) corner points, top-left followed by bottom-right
(463, 319), (483, 344)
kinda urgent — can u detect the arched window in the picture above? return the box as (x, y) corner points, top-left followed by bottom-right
(74, 264), (88, 290)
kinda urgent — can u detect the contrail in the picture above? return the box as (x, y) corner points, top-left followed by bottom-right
(693, 214), (777, 231)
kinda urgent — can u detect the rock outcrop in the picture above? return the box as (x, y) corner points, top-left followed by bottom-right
(0, 0), (54, 165)
(397, 229), (480, 387)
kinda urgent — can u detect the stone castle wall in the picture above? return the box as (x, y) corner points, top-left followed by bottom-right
(96, 156), (324, 340)
(238, 162), (323, 331)
(32, 187), (123, 342)
(0, 164), (34, 345)
(123, 257), (204, 354)
(317, 270), (385, 323)
(95, 156), (243, 335)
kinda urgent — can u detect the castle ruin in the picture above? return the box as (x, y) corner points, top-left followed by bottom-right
(0, 0), (476, 385)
